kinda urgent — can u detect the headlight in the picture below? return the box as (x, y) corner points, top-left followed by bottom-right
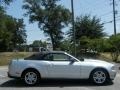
(111, 66), (116, 70)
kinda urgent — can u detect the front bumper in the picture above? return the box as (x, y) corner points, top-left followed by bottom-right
(109, 70), (117, 80)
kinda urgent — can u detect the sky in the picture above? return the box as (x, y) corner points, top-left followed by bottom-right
(6, 0), (120, 44)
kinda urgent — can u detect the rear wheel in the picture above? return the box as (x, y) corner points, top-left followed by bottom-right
(22, 70), (40, 85)
(90, 69), (109, 85)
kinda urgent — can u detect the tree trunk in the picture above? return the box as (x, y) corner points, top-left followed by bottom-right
(50, 33), (56, 50)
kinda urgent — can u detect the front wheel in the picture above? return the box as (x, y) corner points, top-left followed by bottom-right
(90, 69), (109, 85)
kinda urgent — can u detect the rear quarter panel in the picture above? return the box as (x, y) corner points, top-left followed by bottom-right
(11, 60), (51, 78)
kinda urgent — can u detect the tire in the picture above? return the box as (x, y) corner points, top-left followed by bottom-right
(90, 68), (109, 85)
(22, 70), (40, 86)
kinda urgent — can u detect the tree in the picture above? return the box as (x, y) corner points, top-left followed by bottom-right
(0, 14), (27, 51)
(23, 0), (71, 50)
(11, 18), (26, 48)
(0, 0), (13, 5)
(67, 15), (106, 55)
(60, 39), (71, 52)
(109, 34), (120, 62)
(30, 40), (47, 48)
(88, 38), (107, 53)
(68, 15), (106, 41)
(0, 0), (26, 51)
(0, 9), (12, 51)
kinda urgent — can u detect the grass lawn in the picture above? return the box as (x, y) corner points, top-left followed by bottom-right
(100, 53), (120, 62)
(0, 52), (33, 66)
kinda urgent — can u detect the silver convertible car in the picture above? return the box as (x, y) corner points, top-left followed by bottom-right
(8, 51), (117, 85)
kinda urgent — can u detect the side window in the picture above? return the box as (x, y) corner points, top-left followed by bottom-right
(43, 54), (53, 60)
(24, 54), (43, 60)
(52, 53), (69, 61)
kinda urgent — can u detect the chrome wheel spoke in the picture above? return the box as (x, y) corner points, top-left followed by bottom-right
(98, 78), (102, 83)
(93, 71), (106, 84)
(25, 72), (37, 85)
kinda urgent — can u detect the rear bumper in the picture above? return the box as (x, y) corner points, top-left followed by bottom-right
(8, 72), (20, 79)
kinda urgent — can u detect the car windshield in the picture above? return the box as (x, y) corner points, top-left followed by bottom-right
(65, 52), (80, 61)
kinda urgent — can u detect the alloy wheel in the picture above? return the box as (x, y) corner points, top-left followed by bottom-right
(93, 71), (106, 84)
(24, 72), (38, 85)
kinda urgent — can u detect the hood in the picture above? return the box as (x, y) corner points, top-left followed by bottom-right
(83, 58), (114, 66)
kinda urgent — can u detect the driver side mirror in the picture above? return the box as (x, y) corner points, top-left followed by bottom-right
(70, 58), (75, 63)
(80, 58), (84, 61)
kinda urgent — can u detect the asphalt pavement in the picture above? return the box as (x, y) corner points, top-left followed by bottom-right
(0, 64), (120, 90)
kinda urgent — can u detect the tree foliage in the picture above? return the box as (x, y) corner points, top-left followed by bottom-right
(68, 15), (106, 42)
(60, 39), (71, 52)
(108, 34), (120, 62)
(23, 0), (71, 50)
(30, 40), (47, 48)
(0, 6), (26, 51)
(0, 0), (13, 5)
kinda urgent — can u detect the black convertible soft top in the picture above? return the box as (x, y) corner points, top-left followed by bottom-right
(24, 51), (66, 60)
(24, 52), (46, 60)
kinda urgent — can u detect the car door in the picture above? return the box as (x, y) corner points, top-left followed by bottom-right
(43, 53), (81, 79)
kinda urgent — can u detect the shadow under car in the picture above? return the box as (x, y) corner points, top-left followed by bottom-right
(0, 79), (113, 87)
